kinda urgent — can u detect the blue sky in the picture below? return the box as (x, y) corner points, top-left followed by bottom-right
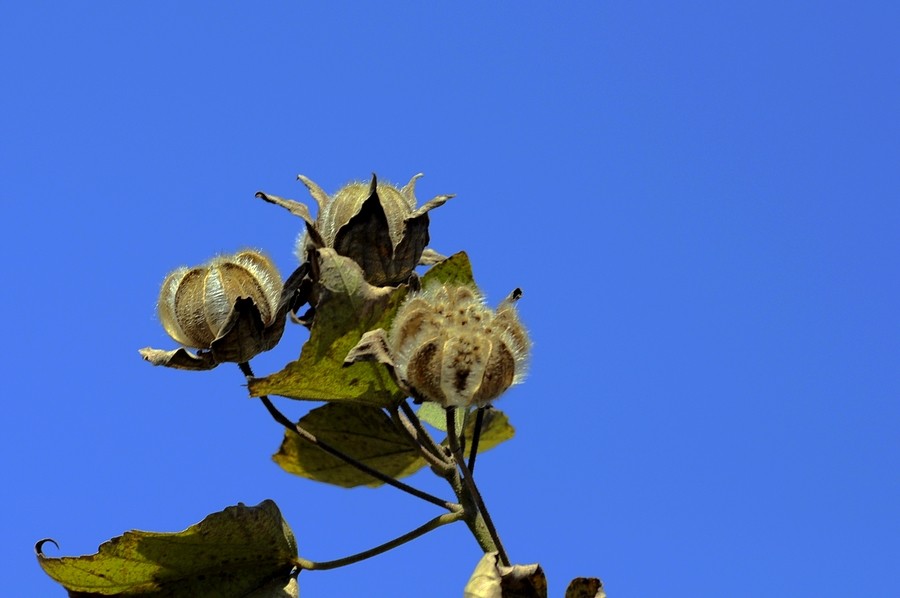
(3, 2), (898, 596)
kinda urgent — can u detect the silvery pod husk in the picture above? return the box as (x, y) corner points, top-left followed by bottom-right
(140, 250), (295, 370)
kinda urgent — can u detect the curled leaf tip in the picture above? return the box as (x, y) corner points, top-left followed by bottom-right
(35, 538), (59, 556)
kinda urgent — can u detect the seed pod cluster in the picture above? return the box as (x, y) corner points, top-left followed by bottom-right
(389, 283), (530, 407)
(141, 250), (287, 369)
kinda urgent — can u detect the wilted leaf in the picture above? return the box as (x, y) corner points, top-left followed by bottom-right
(464, 552), (547, 598)
(565, 577), (606, 598)
(273, 402), (423, 488)
(249, 249), (408, 406)
(37, 500), (298, 597)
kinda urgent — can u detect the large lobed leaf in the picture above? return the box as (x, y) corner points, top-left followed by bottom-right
(36, 500), (298, 597)
(274, 402), (514, 488)
(249, 251), (476, 407)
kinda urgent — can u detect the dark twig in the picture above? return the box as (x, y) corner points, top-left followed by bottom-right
(399, 400), (452, 464)
(294, 511), (464, 571)
(238, 363), (455, 511)
(467, 407), (486, 474)
(389, 405), (455, 474)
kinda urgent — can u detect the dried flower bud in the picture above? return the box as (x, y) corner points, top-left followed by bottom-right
(257, 173), (452, 287)
(388, 283), (530, 407)
(140, 250), (288, 370)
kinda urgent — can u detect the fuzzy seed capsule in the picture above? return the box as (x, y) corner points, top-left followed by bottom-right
(158, 250), (282, 349)
(389, 283), (530, 407)
(142, 250), (288, 369)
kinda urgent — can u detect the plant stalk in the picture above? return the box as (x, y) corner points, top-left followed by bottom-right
(467, 407), (486, 473)
(389, 405), (454, 474)
(238, 362), (456, 511)
(446, 407), (511, 566)
(399, 400), (451, 464)
(295, 511), (464, 571)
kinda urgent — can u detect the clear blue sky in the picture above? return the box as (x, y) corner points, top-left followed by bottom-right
(4, 2), (898, 596)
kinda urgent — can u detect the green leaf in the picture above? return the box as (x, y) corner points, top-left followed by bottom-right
(415, 402), (466, 435)
(274, 403), (514, 488)
(420, 250), (476, 287)
(249, 249), (408, 406)
(464, 552), (547, 598)
(273, 402), (423, 488)
(249, 251), (477, 407)
(565, 577), (607, 598)
(36, 500), (298, 597)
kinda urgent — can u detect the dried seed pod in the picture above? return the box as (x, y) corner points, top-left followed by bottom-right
(389, 283), (530, 407)
(141, 250), (288, 370)
(260, 173), (452, 287)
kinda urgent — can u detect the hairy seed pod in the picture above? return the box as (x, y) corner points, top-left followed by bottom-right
(389, 283), (530, 407)
(158, 250), (282, 349)
(141, 250), (293, 370)
(290, 173), (453, 286)
(138, 249), (291, 370)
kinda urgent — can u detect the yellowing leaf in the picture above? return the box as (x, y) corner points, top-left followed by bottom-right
(274, 402), (514, 488)
(249, 249), (408, 406)
(421, 250), (475, 287)
(249, 251), (477, 407)
(36, 500), (297, 597)
(273, 402), (422, 488)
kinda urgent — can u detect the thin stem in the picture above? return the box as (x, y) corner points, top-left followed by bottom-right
(389, 405), (455, 474)
(447, 463), (499, 555)
(446, 407), (511, 567)
(467, 407), (486, 474)
(399, 400), (450, 463)
(294, 511), (464, 571)
(238, 363), (455, 511)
